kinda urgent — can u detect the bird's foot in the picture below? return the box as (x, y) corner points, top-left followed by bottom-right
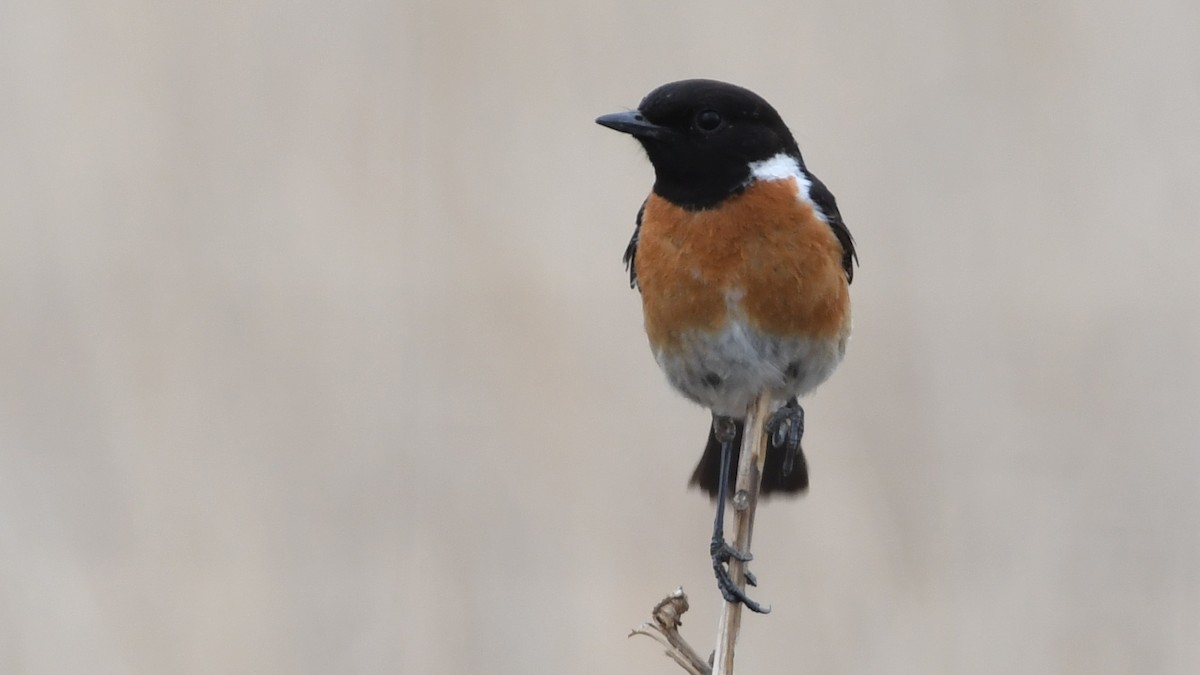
(767, 398), (805, 476)
(710, 537), (770, 613)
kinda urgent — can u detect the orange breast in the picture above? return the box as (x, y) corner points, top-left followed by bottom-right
(635, 178), (850, 350)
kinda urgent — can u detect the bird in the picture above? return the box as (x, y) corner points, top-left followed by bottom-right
(596, 79), (856, 613)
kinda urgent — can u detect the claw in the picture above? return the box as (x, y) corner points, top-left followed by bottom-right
(710, 537), (765, 608)
(714, 559), (771, 613)
(767, 399), (805, 476)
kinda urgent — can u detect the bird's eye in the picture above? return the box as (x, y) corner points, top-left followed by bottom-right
(694, 110), (724, 133)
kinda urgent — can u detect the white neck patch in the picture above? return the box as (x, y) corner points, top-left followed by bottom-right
(747, 152), (822, 218)
(748, 153), (802, 182)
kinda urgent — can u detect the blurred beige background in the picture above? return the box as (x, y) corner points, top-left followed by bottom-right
(2, 1), (1199, 673)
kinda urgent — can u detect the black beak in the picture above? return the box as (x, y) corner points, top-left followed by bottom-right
(595, 110), (668, 139)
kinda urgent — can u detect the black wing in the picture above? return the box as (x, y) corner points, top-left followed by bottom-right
(622, 200), (645, 290)
(806, 172), (858, 284)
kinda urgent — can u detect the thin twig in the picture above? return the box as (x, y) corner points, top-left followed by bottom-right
(712, 392), (773, 675)
(629, 588), (711, 675)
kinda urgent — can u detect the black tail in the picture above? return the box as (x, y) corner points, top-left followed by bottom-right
(689, 419), (809, 498)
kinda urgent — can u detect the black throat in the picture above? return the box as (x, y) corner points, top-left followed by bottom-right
(649, 159), (753, 211)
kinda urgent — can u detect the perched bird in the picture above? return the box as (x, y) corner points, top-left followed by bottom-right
(596, 79), (856, 612)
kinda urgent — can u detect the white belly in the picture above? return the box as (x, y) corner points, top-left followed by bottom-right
(651, 317), (847, 418)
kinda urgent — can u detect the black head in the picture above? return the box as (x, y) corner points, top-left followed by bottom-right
(596, 79), (803, 209)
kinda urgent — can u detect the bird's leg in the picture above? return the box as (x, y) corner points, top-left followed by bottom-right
(709, 414), (770, 614)
(768, 397), (805, 476)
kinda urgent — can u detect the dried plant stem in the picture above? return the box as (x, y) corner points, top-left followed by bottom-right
(629, 588), (711, 675)
(712, 391), (773, 675)
(631, 392), (773, 675)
